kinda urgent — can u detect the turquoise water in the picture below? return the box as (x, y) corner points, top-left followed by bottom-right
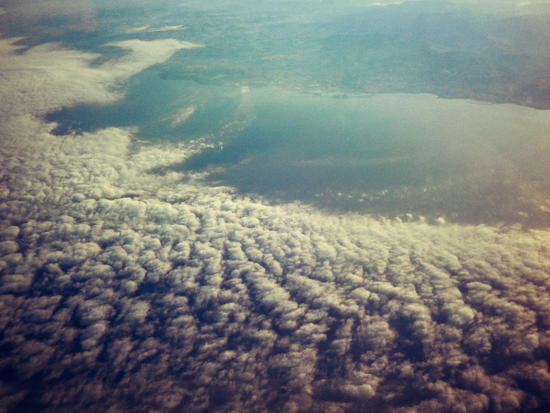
(48, 75), (550, 225)
(37, 0), (550, 226)
(47, 69), (243, 141)
(175, 88), (550, 225)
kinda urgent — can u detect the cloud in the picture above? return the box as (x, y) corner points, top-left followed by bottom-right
(125, 25), (186, 34)
(0, 37), (200, 123)
(1, 32), (550, 413)
(170, 106), (196, 127)
(369, 0), (406, 6)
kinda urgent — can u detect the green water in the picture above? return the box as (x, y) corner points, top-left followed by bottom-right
(38, 0), (550, 226)
(48, 74), (550, 225)
(173, 88), (550, 225)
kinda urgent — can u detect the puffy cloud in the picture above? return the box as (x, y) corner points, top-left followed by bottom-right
(1, 30), (550, 413)
(0, 37), (200, 127)
(0, 273), (33, 293)
(126, 25), (186, 34)
(0, 226), (19, 241)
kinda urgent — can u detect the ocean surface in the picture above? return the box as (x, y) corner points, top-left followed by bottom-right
(48, 80), (550, 225)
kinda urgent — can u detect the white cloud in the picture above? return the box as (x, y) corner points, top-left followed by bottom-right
(125, 24), (186, 34)
(170, 105), (196, 127)
(0, 273), (33, 293)
(369, 0), (406, 6)
(1, 32), (550, 413)
(0, 37), (200, 125)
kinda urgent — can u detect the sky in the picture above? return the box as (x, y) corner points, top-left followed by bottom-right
(1, 1), (550, 412)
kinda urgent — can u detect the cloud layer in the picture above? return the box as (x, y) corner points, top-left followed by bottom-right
(1, 37), (550, 412)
